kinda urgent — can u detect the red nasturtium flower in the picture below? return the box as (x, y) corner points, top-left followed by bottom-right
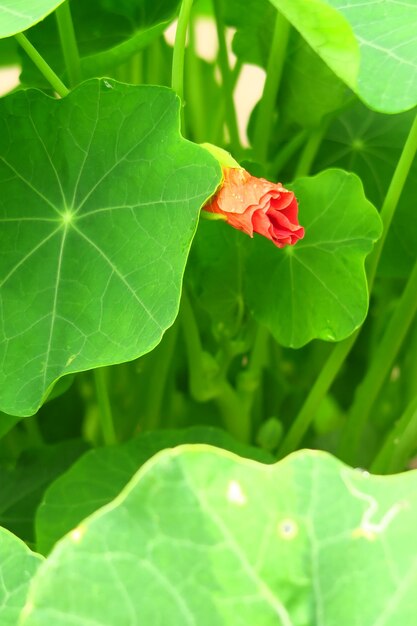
(203, 167), (304, 248)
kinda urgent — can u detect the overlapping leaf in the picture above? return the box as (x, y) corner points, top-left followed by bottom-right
(0, 527), (43, 626)
(246, 169), (382, 347)
(0, 79), (220, 416)
(0, 0), (65, 38)
(36, 426), (273, 554)
(315, 101), (417, 277)
(21, 447), (417, 625)
(271, 0), (417, 112)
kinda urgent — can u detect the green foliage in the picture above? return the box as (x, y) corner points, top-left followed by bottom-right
(21, 447), (417, 625)
(0, 0), (65, 38)
(0, 527), (43, 626)
(1, 0), (417, 622)
(271, 0), (417, 113)
(36, 426), (273, 554)
(0, 439), (87, 543)
(247, 170), (382, 347)
(0, 79), (220, 416)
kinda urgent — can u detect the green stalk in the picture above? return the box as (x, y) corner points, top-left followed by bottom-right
(172, 0), (194, 122)
(15, 32), (69, 97)
(212, 0), (241, 153)
(253, 10), (290, 162)
(181, 290), (250, 441)
(215, 380), (251, 443)
(371, 395), (417, 474)
(93, 367), (117, 445)
(270, 129), (308, 177)
(294, 125), (326, 179)
(143, 325), (179, 430)
(277, 111), (417, 459)
(55, 1), (81, 86)
(366, 112), (417, 290)
(339, 256), (417, 463)
(186, 11), (207, 142)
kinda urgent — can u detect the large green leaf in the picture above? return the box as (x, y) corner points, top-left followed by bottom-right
(0, 79), (220, 416)
(0, 0), (65, 38)
(0, 527), (43, 626)
(246, 169), (382, 347)
(271, 0), (417, 113)
(36, 426), (273, 554)
(315, 101), (417, 277)
(21, 447), (417, 625)
(0, 439), (87, 543)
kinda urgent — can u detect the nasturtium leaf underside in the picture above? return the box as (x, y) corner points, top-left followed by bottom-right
(22, 447), (417, 626)
(246, 169), (382, 348)
(36, 426), (273, 554)
(0, 0), (65, 38)
(271, 0), (417, 113)
(0, 79), (221, 416)
(0, 527), (43, 626)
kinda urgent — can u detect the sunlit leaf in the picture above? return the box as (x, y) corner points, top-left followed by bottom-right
(246, 169), (382, 347)
(0, 527), (43, 626)
(36, 426), (273, 554)
(0, 79), (220, 416)
(22, 447), (417, 625)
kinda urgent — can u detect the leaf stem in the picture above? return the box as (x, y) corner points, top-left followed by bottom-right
(93, 367), (117, 446)
(277, 111), (417, 459)
(366, 112), (417, 289)
(371, 394), (417, 474)
(253, 10), (290, 162)
(212, 0), (241, 153)
(172, 0), (194, 125)
(15, 32), (69, 97)
(294, 125), (326, 178)
(270, 129), (308, 177)
(143, 325), (179, 431)
(339, 255), (417, 463)
(55, 0), (81, 86)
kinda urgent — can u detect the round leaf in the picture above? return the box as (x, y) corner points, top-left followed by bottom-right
(0, 79), (220, 416)
(246, 169), (382, 348)
(21, 447), (417, 625)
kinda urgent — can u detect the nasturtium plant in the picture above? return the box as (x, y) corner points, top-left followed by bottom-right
(20, 448), (417, 626)
(0, 80), (220, 416)
(0, 527), (43, 626)
(1, 0), (417, 623)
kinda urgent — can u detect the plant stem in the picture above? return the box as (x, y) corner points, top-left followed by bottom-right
(215, 380), (251, 443)
(212, 0), (241, 153)
(93, 367), (117, 445)
(366, 112), (417, 290)
(185, 11), (206, 142)
(294, 125), (326, 178)
(181, 290), (250, 442)
(55, 1), (81, 86)
(172, 0), (194, 126)
(371, 394), (417, 474)
(15, 32), (69, 97)
(143, 324), (179, 430)
(253, 10), (290, 162)
(270, 129), (308, 177)
(339, 256), (417, 463)
(277, 110), (417, 459)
